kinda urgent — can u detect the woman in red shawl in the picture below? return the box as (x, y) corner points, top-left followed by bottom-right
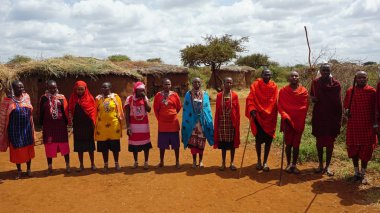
(278, 71), (309, 174)
(69, 81), (97, 172)
(213, 77), (240, 171)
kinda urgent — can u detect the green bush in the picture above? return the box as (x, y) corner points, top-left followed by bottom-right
(7, 55), (32, 64)
(146, 58), (162, 63)
(108, 55), (131, 62)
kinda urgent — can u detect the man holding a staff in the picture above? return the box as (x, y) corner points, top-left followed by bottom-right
(344, 71), (377, 184)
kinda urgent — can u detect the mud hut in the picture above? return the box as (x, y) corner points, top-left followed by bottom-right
(6, 56), (142, 121)
(208, 65), (255, 90)
(135, 64), (189, 97)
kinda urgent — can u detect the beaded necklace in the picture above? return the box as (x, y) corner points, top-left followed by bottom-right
(221, 91), (232, 114)
(47, 93), (60, 119)
(131, 97), (147, 121)
(191, 90), (203, 116)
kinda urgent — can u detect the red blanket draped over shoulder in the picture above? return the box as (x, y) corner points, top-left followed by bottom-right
(344, 85), (376, 146)
(310, 77), (342, 137)
(278, 85), (309, 132)
(245, 78), (278, 137)
(214, 91), (240, 148)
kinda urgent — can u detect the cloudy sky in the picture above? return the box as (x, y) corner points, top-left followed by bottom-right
(1, 0), (379, 65)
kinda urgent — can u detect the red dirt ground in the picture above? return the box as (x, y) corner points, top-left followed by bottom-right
(0, 99), (379, 212)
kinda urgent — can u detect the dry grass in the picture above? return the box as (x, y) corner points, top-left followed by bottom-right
(14, 55), (141, 79)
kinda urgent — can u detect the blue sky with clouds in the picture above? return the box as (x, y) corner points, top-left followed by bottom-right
(1, 0), (379, 65)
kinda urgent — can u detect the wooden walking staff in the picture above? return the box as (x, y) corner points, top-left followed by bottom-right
(279, 127), (286, 186)
(238, 122), (251, 179)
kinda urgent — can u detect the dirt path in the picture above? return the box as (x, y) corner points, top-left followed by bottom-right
(0, 99), (379, 212)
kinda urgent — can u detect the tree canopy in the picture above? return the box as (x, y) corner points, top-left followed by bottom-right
(235, 53), (278, 69)
(146, 58), (163, 63)
(180, 34), (248, 89)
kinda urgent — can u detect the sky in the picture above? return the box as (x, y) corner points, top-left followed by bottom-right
(1, 0), (379, 66)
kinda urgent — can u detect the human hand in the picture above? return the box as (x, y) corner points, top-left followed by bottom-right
(311, 96), (319, 103)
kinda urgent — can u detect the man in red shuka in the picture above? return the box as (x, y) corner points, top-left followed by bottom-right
(310, 63), (342, 176)
(344, 71), (377, 185)
(278, 71), (309, 174)
(245, 69), (278, 172)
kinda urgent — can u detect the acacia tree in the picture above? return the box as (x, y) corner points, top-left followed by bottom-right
(180, 34), (248, 89)
(235, 53), (278, 69)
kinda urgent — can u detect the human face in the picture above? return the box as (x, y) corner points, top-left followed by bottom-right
(101, 83), (111, 96)
(135, 88), (145, 98)
(224, 78), (233, 91)
(76, 86), (85, 97)
(320, 66), (331, 79)
(289, 72), (299, 85)
(13, 82), (24, 97)
(192, 78), (201, 91)
(48, 83), (58, 95)
(163, 80), (171, 92)
(262, 70), (272, 83)
(356, 74), (367, 88)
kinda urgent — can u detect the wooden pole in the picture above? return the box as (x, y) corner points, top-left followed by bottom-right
(304, 26), (312, 69)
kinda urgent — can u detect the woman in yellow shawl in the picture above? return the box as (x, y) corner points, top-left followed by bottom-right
(95, 82), (124, 172)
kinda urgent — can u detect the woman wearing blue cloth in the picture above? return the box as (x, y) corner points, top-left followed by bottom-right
(181, 77), (214, 168)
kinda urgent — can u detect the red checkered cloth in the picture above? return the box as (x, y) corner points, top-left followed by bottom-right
(218, 97), (234, 142)
(344, 85), (376, 146)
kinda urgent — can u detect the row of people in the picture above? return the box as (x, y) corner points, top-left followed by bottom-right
(0, 64), (377, 184)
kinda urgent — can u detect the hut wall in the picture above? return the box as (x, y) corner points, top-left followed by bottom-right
(144, 73), (189, 97)
(209, 71), (247, 90)
(20, 74), (136, 122)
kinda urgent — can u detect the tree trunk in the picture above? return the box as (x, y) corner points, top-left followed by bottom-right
(211, 62), (217, 90)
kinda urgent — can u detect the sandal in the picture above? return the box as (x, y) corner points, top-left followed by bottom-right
(191, 162), (197, 169)
(230, 163), (237, 171)
(26, 170), (32, 177)
(314, 166), (323, 174)
(115, 163), (121, 171)
(219, 163), (226, 171)
(285, 165), (293, 173)
(361, 175), (368, 185)
(324, 168), (334, 177)
(292, 166), (300, 174)
(76, 165), (84, 172)
(132, 162), (138, 169)
(262, 164), (270, 172)
(256, 162), (263, 171)
(143, 162), (149, 170)
(15, 171), (22, 180)
(103, 163), (109, 173)
(199, 162), (204, 168)
(175, 162), (181, 169)
(156, 162), (164, 168)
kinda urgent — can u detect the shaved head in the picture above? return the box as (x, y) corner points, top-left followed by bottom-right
(223, 77), (233, 83)
(355, 70), (367, 77)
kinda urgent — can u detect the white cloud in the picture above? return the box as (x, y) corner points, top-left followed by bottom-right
(0, 0), (379, 65)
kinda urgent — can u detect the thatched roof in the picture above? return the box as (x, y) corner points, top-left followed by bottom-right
(12, 55), (142, 80)
(220, 65), (255, 72)
(136, 64), (188, 75)
(0, 64), (14, 89)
